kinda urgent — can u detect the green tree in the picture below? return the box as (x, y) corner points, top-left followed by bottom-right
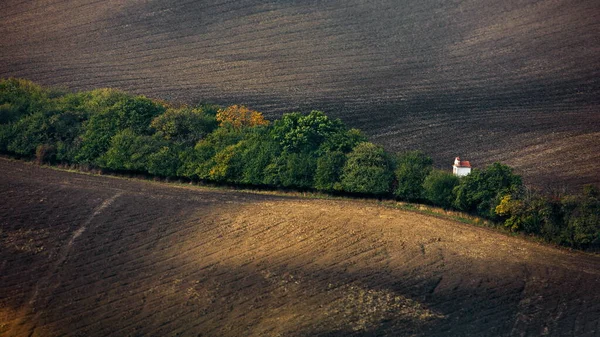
(189, 141), (218, 180)
(340, 142), (394, 195)
(239, 128), (280, 185)
(151, 106), (218, 145)
(281, 152), (317, 189)
(209, 142), (246, 183)
(113, 96), (166, 134)
(267, 110), (358, 189)
(76, 94), (165, 163)
(261, 151), (317, 189)
(560, 185), (600, 249)
(177, 147), (205, 179)
(0, 78), (50, 124)
(98, 129), (164, 172)
(494, 189), (554, 234)
(76, 109), (120, 163)
(78, 88), (129, 113)
(423, 170), (459, 208)
(180, 127), (246, 180)
(5, 112), (49, 156)
(319, 128), (366, 154)
(394, 150), (433, 201)
(314, 151), (346, 191)
(147, 145), (182, 177)
(272, 110), (346, 154)
(495, 195), (526, 231)
(453, 162), (523, 218)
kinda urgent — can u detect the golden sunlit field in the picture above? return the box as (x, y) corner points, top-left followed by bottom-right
(1, 158), (599, 336)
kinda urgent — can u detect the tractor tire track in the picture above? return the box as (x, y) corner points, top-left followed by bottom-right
(7, 191), (122, 337)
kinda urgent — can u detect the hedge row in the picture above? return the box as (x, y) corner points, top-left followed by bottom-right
(1, 78), (598, 250)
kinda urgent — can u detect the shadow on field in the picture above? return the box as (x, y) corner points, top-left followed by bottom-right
(160, 255), (598, 337)
(2, 159), (599, 336)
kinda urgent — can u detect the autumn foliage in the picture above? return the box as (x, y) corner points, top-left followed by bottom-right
(216, 105), (269, 129)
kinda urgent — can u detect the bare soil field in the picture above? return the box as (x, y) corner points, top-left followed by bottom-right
(1, 0), (599, 190)
(1, 158), (599, 336)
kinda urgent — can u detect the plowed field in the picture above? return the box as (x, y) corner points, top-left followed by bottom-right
(1, 158), (599, 336)
(1, 0), (599, 190)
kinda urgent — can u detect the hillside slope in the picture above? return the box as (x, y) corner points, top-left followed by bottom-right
(0, 0), (599, 189)
(1, 158), (599, 336)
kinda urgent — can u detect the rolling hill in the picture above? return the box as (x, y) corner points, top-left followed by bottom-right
(0, 0), (599, 189)
(1, 158), (599, 336)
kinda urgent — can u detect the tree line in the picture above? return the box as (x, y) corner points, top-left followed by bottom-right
(1, 78), (598, 251)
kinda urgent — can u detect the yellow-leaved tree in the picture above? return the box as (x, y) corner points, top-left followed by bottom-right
(216, 105), (269, 129)
(495, 195), (525, 231)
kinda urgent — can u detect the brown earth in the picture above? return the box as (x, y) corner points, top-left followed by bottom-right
(1, 158), (599, 336)
(1, 0), (599, 190)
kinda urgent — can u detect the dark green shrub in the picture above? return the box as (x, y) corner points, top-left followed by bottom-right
(190, 140), (218, 180)
(151, 106), (218, 145)
(319, 128), (366, 154)
(98, 129), (164, 172)
(280, 152), (317, 189)
(147, 145), (182, 177)
(76, 110), (120, 163)
(561, 186), (600, 250)
(315, 151), (346, 191)
(423, 170), (459, 208)
(6, 112), (50, 156)
(240, 138), (280, 185)
(453, 163), (522, 219)
(208, 142), (246, 183)
(340, 142), (394, 195)
(394, 150), (433, 201)
(273, 110), (346, 154)
(0, 78), (50, 124)
(76, 94), (165, 163)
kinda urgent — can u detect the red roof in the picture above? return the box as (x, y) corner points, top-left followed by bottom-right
(456, 160), (471, 168)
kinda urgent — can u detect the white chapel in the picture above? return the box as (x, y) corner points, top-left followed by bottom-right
(452, 157), (471, 177)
